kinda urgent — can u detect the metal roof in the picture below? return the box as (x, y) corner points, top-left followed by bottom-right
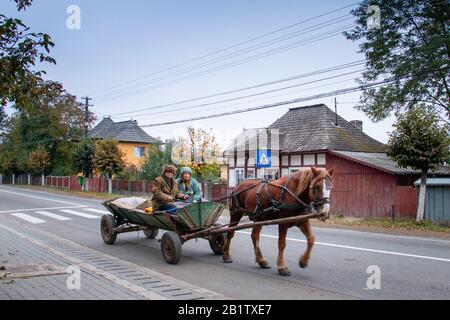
(414, 178), (450, 186)
(331, 150), (450, 175)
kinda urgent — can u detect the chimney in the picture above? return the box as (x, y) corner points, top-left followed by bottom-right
(350, 120), (363, 131)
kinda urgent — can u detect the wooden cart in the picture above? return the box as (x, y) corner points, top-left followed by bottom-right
(101, 198), (226, 264)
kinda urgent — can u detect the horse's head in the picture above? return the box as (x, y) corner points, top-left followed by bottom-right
(296, 166), (334, 219)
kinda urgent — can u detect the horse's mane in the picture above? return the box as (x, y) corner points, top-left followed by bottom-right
(294, 168), (315, 197)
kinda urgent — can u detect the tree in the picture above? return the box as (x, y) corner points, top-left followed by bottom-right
(141, 140), (174, 181)
(172, 127), (222, 181)
(0, 149), (15, 175)
(93, 139), (125, 178)
(73, 139), (95, 178)
(1, 0), (56, 108)
(0, 108), (6, 130)
(117, 164), (141, 181)
(387, 105), (449, 222)
(27, 148), (50, 174)
(27, 147), (50, 185)
(345, 0), (450, 121)
(1, 83), (95, 175)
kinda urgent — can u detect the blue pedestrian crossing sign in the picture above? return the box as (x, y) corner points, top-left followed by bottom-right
(256, 149), (272, 168)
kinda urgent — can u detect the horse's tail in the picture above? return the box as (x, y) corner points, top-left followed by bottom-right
(228, 187), (237, 212)
(228, 186), (241, 217)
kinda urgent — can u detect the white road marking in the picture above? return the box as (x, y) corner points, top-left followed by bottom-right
(0, 188), (84, 206)
(59, 209), (99, 219)
(237, 230), (450, 263)
(11, 213), (46, 224)
(35, 211), (72, 221)
(0, 206), (87, 214)
(0, 223), (167, 300)
(83, 208), (109, 214)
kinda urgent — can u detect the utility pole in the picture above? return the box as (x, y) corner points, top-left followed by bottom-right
(81, 97), (93, 139)
(334, 97), (338, 126)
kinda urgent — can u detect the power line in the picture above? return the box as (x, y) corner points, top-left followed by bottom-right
(139, 81), (392, 127)
(88, 2), (360, 98)
(139, 68), (448, 127)
(96, 24), (355, 104)
(109, 59), (366, 118)
(94, 16), (354, 101)
(113, 68), (365, 119)
(128, 76), (361, 123)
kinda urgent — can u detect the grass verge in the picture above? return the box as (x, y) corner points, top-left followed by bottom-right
(314, 215), (450, 233)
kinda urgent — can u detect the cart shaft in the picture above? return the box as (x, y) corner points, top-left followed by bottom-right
(180, 212), (325, 242)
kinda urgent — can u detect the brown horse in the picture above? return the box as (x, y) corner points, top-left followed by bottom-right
(223, 166), (334, 276)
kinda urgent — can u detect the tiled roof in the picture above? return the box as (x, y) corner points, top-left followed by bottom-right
(268, 104), (386, 153)
(88, 118), (161, 144)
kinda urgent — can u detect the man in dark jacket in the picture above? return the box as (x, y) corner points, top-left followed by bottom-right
(152, 164), (188, 212)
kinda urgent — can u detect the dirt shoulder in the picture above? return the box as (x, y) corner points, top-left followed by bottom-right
(311, 216), (450, 240)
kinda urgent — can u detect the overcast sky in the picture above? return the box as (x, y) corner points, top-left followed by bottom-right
(3, 0), (395, 148)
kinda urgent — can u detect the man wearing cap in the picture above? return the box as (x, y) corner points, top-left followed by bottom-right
(152, 164), (188, 212)
(177, 167), (202, 202)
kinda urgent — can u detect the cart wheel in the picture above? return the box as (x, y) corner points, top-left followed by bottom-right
(161, 231), (182, 264)
(101, 215), (117, 245)
(209, 233), (227, 255)
(143, 228), (159, 239)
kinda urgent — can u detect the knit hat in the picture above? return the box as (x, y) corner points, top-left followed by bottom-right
(162, 164), (177, 174)
(180, 167), (192, 176)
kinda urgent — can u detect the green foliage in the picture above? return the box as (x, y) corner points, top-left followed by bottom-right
(141, 140), (174, 181)
(26, 147), (50, 174)
(172, 127), (222, 182)
(0, 83), (92, 176)
(0, 108), (6, 130)
(117, 164), (142, 181)
(345, 0), (450, 121)
(0, 148), (15, 174)
(93, 139), (125, 178)
(387, 105), (450, 171)
(0, 0), (56, 107)
(73, 139), (95, 177)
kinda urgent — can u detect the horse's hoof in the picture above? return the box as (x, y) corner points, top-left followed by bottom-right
(278, 268), (291, 276)
(258, 260), (271, 269)
(299, 260), (308, 269)
(222, 257), (233, 263)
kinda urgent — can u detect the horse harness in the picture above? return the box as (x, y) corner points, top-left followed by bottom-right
(231, 175), (331, 220)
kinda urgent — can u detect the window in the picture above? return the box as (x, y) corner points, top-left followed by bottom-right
(236, 169), (244, 184)
(291, 155), (301, 165)
(264, 169), (279, 180)
(303, 154), (315, 165)
(134, 146), (145, 158)
(246, 169), (255, 179)
(317, 154), (326, 165)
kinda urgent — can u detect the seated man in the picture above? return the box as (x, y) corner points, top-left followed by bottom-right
(151, 164), (188, 213)
(176, 167), (202, 202)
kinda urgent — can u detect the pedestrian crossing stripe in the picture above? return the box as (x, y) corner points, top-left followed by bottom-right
(59, 209), (99, 219)
(11, 213), (46, 224)
(83, 208), (109, 214)
(9, 207), (106, 224)
(35, 211), (72, 221)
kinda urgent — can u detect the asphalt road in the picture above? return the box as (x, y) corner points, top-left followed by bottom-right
(1, 184), (449, 300)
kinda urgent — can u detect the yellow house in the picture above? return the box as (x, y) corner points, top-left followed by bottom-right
(88, 118), (161, 168)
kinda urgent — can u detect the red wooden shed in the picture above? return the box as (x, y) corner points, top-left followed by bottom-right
(225, 104), (450, 218)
